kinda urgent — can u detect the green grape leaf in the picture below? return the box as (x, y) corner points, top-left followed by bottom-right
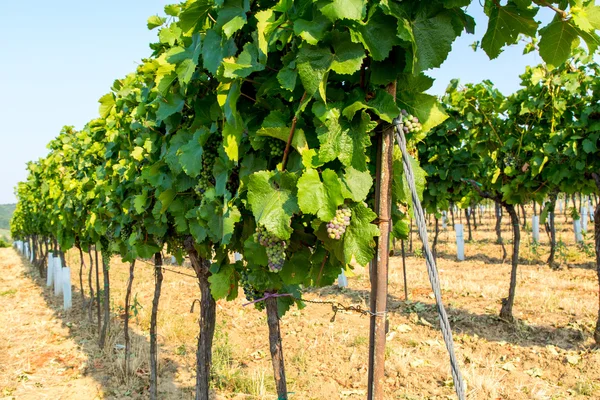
(223, 42), (265, 78)
(280, 247), (312, 285)
(293, 15), (332, 45)
(131, 146), (145, 161)
(343, 89), (401, 123)
(314, 103), (375, 171)
(398, 93), (447, 133)
(202, 29), (224, 75)
(539, 20), (579, 69)
(412, 10), (460, 71)
(208, 264), (236, 300)
(178, 0), (212, 32)
(178, 130), (204, 178)
(157, 92), (185, 121)
(147, 15), (166, 30)
(257, 111), (309, 155)
(296, 45), (332, 98)
(350, 10), (399, 62)
(133, 193), (148, 214)
(318, 0), (366, 21)
(341, 167), (373, 202)
(247, 171), (299, 240)
(98, 94), (115, 119)
(158, 189), (177, 214)
(297, 168), (344, 222)
(343, 202), (379, 266)
(481, 2), (539, 59)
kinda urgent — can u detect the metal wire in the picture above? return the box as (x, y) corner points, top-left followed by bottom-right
(393, 118), (466, 400)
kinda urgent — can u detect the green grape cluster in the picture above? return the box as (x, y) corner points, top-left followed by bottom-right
(327, 205), (351, 240)
(195, 136), (219, 195)
(255, 224), (287, 272)
(268, 138), (285, 158)
(240, 269), (264, 310)
(120, 225), (133, 242)
(398, 109), (422, 134)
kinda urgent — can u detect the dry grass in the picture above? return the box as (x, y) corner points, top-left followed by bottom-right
(1, 206), (599, 399)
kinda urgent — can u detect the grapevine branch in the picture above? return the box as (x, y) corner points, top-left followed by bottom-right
(464, 178), (502, 203)
(281, 92), (307, 170)
(533, 1), (568, 20)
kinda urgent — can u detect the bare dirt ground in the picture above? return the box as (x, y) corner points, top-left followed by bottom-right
(1, 207), (599, 399)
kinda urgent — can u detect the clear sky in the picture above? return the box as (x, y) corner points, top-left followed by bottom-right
(0, 2), (553, 204)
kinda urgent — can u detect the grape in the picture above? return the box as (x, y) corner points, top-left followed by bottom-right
(327, 205), (351, 240)
(268, 138), (285, 158)
(194, 135), (220, 195)
(255, 224), (287, 272)
(396, 109), (422, 135)
(240, 269), (264, 310)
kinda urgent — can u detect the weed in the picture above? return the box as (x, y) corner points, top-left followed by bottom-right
(0, 289), (17, 296)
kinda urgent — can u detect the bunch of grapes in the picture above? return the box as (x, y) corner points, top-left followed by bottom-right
(397, 109), (422, 134)
(255, 224), (287, 272)
(327, 205), (351, 240)
(240, 269), (265, 310)
(120, 225), (133, 242)
(195, 136), (219, 195)
(268, 138), (285, 158)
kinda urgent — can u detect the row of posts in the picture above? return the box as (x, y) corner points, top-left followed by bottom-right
(13, 241), (72, 310)
(441, 198), (594, 261)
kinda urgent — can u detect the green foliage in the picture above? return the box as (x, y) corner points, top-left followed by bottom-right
(10, 0), (594, 316)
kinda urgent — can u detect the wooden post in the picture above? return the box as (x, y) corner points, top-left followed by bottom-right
(266, 297), (287, 398)
(150, 252), (163, 400)
(367, 81), (395, 400)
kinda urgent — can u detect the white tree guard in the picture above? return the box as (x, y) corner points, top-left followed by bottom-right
(62, 267), (72, 310)
(337, 269), (348, 288)
(590, 203), (595, 222)
(46, 252), (54, 287)
(581, 206), (588, 233)
(573, 220), (583, 243)
(558, 199), (563, 213)
(442, 211), (447, 229)
(455, 224), (465, 261)
(53, 256), (63, 296)
(531, 216), (540, 243)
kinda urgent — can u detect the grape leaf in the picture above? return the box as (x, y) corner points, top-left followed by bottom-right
(343, 202), (379, 266)
(178, 130), (204, 178)
(341, 167), (372, 202)
(481, 2), (539, 59)
(208, 264), (236, 300)
(247, 171), (299, 240)
(297, 168), (344, 221)
(318, 0), (366, 21)
(539, 20), (580, 69)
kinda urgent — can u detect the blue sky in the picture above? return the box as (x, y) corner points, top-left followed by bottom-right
(0, 2), (552, 204)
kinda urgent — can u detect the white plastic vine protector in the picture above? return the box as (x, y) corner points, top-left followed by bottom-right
(573, 220), (583, 243)
(455, 224), (465, 261)
(467, 207), (471, 216)
(46, 252), (54, 286)
(532, 216), (540, 243)
(558, 200), (563, 213)
(234, 252), (242, 262)
(590, 204), (595, 222)
(54, 256), (63, 296)
(62, 267), (72, 310)
(337, 269), (348, 288)
(581, 207), (588, 233)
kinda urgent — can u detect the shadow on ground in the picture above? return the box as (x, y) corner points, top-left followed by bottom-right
(17, 251), (194, 399)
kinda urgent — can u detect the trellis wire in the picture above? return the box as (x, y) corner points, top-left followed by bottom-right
(393, 118), (466, 400)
